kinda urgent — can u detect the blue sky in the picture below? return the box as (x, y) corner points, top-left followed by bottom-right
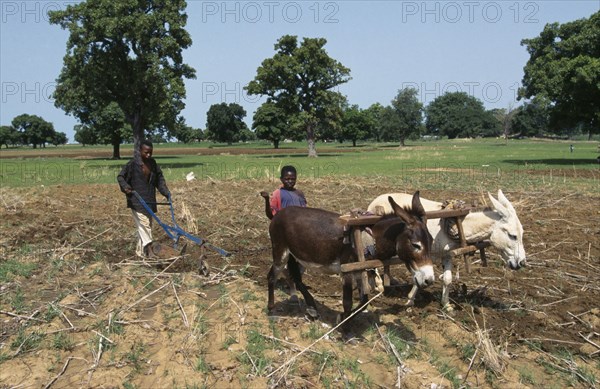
(1, 0), (598, 142)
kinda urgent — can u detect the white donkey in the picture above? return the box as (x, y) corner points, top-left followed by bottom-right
(368, 190), (526, 308)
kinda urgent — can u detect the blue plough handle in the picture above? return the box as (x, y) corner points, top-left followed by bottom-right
(131, 191), (231, 257)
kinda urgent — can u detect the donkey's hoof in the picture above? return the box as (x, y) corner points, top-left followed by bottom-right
(288, 295), (299, 304)
(442, 304), (455, 313)
(306, 307), (319, 319)
(198, 260), (209, 276)
(335, 314), (341, 326)
(343, 333), (359, 345)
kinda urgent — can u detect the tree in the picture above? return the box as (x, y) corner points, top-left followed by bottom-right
(0, 125), (19, 148)
(380, 88), (423, 146)
(252, 102), (288, 149)
(49, 0), (196, 159)
(246, 35), (351, 157)
(205, 103), (248, 145)
(511, 100), (550, 137)
(340, 105), (373, 147)
(81, 102), (132, 158)
(520, 11), (600, 138)
(480, 110), (503, 138)
(51, 132), (69, 146)
(74, 124), (98, 146)
(11, 114), (56, 148)
(365, 103), (385, 142)
(173, 122), (201, 143)
(490, 105), (516, 139)
(425, 92), (488, 139)
(238, 127), (256, 142)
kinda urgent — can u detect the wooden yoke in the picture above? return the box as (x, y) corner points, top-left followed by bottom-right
(339, 214), (383, 294)
(426, 208), (489, 273)
(338, 207), (491, 290)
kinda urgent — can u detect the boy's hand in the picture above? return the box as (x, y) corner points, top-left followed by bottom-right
(124, 187), (133, 194)
(260, 191), (269, 199)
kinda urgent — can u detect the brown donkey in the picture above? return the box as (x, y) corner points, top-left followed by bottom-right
(267, 192), (434, 321)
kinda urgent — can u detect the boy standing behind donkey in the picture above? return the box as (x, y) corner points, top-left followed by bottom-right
(261, 165), (307, 219)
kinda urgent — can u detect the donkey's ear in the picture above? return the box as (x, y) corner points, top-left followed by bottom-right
(411, 191), (427, 222)
(488, 191), (509, 219)
(389, 196), (410, 222)
(497, 189), (516, 214)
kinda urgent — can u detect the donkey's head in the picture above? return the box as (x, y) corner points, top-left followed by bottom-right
(487, 190), (526, 270)
(376, 191), (435, 288)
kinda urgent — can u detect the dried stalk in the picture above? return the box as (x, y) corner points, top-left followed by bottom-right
(568, 311), (592, 329)
(260, 334), (323, 355)
(92, 330), (115, 345)
(470, 307), (506, 376)
(579, 332), (600, 352)
(518, 337), (582, 346)
(0, 310), (45, 322)
(172, 282), (189, 328)
(58, 304), (97, 320)
(540, 296), (578, 307)
(229, 297), (246, 325)
(121, 282), (170, 314)
(43, 356), (80, 389)
(376, 325), (409, 388)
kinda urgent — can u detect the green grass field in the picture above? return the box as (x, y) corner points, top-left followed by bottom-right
(1, 138), (598, 193)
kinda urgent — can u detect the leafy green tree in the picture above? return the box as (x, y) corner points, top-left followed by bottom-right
(205, 103), (248, 145)
(11, 114), (55, 148)
(341, 105), (374, 147)
(365, 103), (385, 141)
(51, 132), (69, 146)
(379, 88), (423, 146)
(173, 121), (201, 144)
(252, 102), (288, 149)
(425, 92), (488, 139)
(74, 124), (98, 146)
(49, 0), (196, 159)
(0, 125), (19, 148)
(511, 100), (550, 137)
(480, 110), (503, 138)
(246, 35), (351, 157)
(520, 11), (600, 138)
(93, 102), (132, 159)
(238, 127), (256, 142)
(315, 92), (347, 143)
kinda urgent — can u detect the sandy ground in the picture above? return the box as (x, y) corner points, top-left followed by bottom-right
(0, 170), (599, 388)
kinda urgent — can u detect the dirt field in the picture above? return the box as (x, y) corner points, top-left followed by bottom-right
(1, 171), (599, 388)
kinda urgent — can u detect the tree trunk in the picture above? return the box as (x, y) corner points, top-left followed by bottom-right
(274, 140), (279, 149)
(400, 137), (406, 147)
(111, 132), (122, 159)
(352, 139), (357, 147)
(131, 111), (143, 162)
(306, 123), (317, 158)
(112, 142), (121, 160)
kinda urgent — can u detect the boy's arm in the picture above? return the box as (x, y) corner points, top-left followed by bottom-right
(117, 161), (132, 194)
(155, 162), (170, 198)
(270, 189), (281, 216)
(260, 191), (274, 219)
